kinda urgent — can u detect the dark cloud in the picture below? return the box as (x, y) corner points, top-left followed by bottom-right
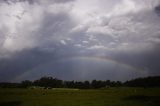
(0, 48), (55, 81)
(155, 4), (160, 15)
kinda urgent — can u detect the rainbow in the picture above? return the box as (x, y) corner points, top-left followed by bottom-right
(13, 55), (146, 82)
(67, 56), (145, 72)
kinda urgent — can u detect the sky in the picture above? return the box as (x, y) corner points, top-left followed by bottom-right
(0, 0), (160, 82)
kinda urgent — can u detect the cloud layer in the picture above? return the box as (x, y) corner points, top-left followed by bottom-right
(0, 0), (160, 82)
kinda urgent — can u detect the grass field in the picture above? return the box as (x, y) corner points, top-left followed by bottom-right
(0, 87), (160, 106)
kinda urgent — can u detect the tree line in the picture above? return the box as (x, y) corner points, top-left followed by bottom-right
(21, 77), (122, 89)
(0, 76), (160, 89)
(124, 76), (160, 87)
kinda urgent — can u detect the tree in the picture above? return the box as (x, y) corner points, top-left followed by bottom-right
(91, 80), (106, 88)
(33, 77), (63, 88)
(84, 81), (90, 89)
(64, 81), (75, 88)
(21, 80), (32, 88)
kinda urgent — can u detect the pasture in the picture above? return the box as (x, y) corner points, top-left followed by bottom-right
(0, 87), (160, 106)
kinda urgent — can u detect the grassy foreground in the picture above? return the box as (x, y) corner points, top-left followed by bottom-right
(0, 87), (160, 106)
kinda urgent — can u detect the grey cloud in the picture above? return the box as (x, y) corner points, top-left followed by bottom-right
(113, 48), (160, 76)
(0, 0), (160, 82)
(51, 0), (75, 3)
(0, 0), (34, 5)
(0, 0), (74, 5)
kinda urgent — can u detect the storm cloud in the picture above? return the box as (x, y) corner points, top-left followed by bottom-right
(0, 0), (160, 82)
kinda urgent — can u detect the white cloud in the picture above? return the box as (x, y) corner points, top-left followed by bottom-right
(60, 40), (67, 45)
(74, 44), (83, 47)
(82, 41), (89, 44)
(88, 45), (106, 50)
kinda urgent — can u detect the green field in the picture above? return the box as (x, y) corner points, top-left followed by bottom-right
(0, 88), (160, 106)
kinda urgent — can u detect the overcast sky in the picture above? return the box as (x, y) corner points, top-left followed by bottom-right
(0, 0), (160, 82)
